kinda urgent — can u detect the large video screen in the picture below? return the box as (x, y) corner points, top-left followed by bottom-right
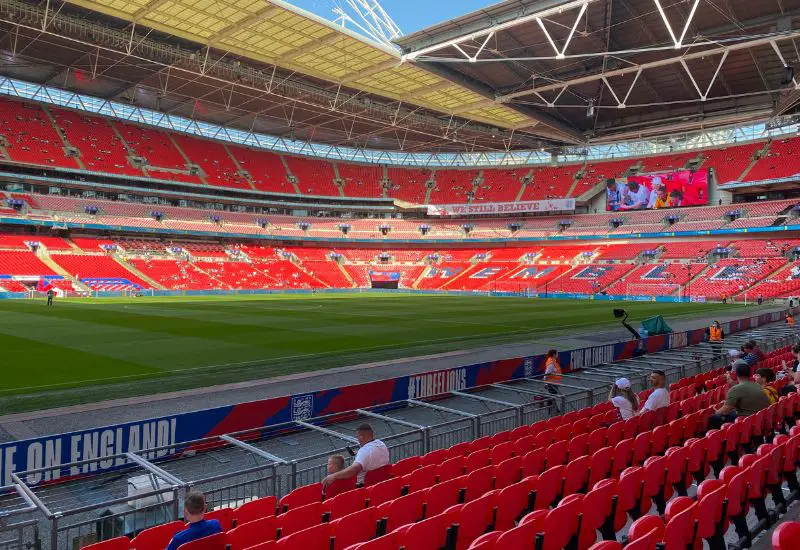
(606, 168), (708, 211)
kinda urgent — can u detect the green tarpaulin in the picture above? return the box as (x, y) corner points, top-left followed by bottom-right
(641, 315), (673, 335)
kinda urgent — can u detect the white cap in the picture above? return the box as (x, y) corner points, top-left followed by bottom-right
(615, 378), (632, 390)
(652, 176), (663, 186)
(728, 349), (742, 358)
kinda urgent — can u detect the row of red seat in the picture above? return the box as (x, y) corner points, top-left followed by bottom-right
(84, 340), (778, 550)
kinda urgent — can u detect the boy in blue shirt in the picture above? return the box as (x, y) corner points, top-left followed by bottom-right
(166, 492), (222, 550)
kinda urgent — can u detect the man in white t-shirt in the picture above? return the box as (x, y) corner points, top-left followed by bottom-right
(619, 181), (650, 210)
(641, 370), (670, 413)
(321, 424), (390, 487)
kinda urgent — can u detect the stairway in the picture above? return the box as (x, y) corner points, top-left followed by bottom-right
(112, 255), (167, 290)
(738, 142), (772, 181)
(515, 169), (534, 202)
(42, 106), (86, 170)
(280, 156), (303, 194)
(336, 262), (357, 288)
(168, 133), (209, 185)
(412, 266), (432, 289)
(224, 144), (257, 191)
(189, 262), (232, 290)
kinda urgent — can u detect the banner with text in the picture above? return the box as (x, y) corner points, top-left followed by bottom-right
(427, 198), (576, 217)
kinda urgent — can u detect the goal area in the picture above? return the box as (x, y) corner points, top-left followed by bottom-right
(625, 283), (682, 297)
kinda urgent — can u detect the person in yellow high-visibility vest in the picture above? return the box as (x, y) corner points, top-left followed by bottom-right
(543, 349), (563, 414)
(706, 320), (724, 360)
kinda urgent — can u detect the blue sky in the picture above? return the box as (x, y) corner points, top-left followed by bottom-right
(287, 0), (495, 37)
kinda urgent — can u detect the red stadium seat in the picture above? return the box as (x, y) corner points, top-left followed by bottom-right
(227, 517), (278, 549)
(205, 508), (234, 531)
(363, 465), (392, 486)
(493, 456), (522, 489)
(276, 502), (324, 538)
(376, 490), (425, 532)
(329, 508), (380, 550)
(130, 520), (184, 549)
(279, 483), (323, 512)
(424, 475), (467, 517)
(366, 478), (407, 507)
(323, 487), (368, 520)
(773, 521), (800, 550)
(234, 497), (277, 526)
(275, 523), (330, 550)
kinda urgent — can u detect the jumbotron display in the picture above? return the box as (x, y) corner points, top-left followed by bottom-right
(606, 169), (709, 211)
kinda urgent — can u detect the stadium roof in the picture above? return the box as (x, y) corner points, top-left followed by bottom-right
(398, 0), (800, 143)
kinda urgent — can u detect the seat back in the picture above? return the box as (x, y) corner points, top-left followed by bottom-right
(130, 521), (184, 550)
(177, 532), (227, 550)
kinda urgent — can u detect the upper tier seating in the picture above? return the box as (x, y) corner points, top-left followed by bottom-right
(386, 168), (431, 203)
(51, 109), (141, 176)
(699, 142), (762, 184)
(286, 157), (339, 197)
(171, 134), (250, 190)
(429, 170), (479, 204)
(571, 159), (632, 198)
(474, 169), (525, 203)
(227, 146), (293, 194)
(338, 163), (384, 199)
(116, 122), (203, 184)
(520, 166), (577, 201)
(0, 233), (71, 250)
(0, 99), (79, 169)
(4, 97), (800, 207)
(744, 136), (800, 182)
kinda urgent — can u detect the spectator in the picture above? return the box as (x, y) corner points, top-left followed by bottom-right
(321, 424), (389, 487)
(327, 454), (345, 475)
(786, 312), (795, 326)
(754, 368), (779, 404)
(640, 370), (670, 413)
(708, 362), (770, 429)
(609, 378), (639, 420)
(619, 181), (649, 210)
(741, 341), (763, 371)
(165, 492), (221, 550)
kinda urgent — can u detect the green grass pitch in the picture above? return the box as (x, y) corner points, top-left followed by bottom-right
(0, 293), (736, 414)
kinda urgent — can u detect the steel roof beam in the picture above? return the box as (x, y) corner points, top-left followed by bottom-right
(497, 32), (800, 101)
(132, 0), (171, 23)
(401, 0), (600, 61)
(338, 59), (401, 84)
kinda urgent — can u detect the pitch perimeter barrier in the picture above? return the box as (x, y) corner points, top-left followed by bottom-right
(1, 321), (797, 549)
(0, 286), (723, 302)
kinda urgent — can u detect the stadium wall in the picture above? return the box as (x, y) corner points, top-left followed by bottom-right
(0, 308), (789, 487)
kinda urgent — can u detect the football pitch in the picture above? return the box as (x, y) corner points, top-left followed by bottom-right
(0, 293), (737, 414)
